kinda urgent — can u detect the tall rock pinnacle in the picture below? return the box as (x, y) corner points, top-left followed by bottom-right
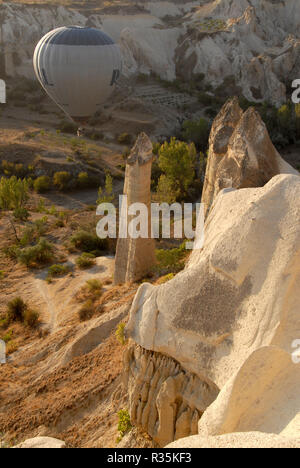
(114, 133), (156, 284)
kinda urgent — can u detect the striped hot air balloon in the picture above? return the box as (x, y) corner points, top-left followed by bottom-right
(33, 26), (122, 124)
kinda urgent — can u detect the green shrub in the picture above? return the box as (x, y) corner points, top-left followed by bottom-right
(18, 238), (54, 267)
(97, 173), (114, 204)
(0, 176), (29, 211)
(53, 171), (72, 191)
(33, 216), (48, 236)
(77, 172), (89, 188)
(15, 217), (48, 249)
(76, 252), (96, 269)
(155, 242), (188, 275)
(115, 322), (127, 345)
(157, 273), (175, 284)
(13, 206), (29, 221)
(26, 177), (34, 190)
(156, 174), (177, 204)
(70, 230), (107, 253)
(55, 211), (67, 228)
(24, 309), (39, 328)
(36, 198), (47, 213)
(1, 160), (32, 178)
(78, 299), (94, 321)
(86, 279), (102, 294)
(7, 297), (27, 322)
(157, 138), (196, 201)
(117, 409), (132, 438)
(34, 176), (51, 193)
(47, 264), (69, 281)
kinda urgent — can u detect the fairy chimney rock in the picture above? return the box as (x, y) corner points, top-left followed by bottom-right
(114, 133), (156, 285)
(202, 97), (298, 218)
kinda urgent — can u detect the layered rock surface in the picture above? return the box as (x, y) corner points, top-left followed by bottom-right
(202, 97), (298, 217)
(124, 344), (219, 446)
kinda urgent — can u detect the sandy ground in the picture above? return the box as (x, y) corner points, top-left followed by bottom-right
(0, 241), (140, 447)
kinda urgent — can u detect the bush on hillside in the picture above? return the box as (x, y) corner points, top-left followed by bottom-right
(53, 171), (72, 191)
(7, 297), (27, 322)
(0, 176), (29, 211)
(34, 176), (51, 193)
(70, 230), (108, 253)
(76, 252), (96, 269)
(18, 238), (54, 267)
(78, 299), (94, 321)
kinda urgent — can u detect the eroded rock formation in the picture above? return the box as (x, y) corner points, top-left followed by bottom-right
(124, 344), (219, 447)
(13, 437), (66, 449)
(125, 173), (300, 446)
(166, 432), (300, 449)
(114, 133), (156, 284)
(201, 97), (298, 218)
(2, 1), (300, 105)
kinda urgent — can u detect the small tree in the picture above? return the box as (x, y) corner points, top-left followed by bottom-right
(53, 171), (71, 191)
(157, 138), (196, 201)
(97, 172), (115, 204)
(0, 176), (29, 211)
(34, 176), (51, 193)
(7, 297), (27, 322)
(156, 174), (177, 204)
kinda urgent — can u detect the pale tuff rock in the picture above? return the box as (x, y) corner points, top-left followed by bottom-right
(114, 133), (156, 284)
(62, 305), (128, 365)
(13, 437), (66, 448)
(126, 174), (300, 443)
(166, 432), (300, 449)
(197, 346), (300, 440)
(201, 97), (298, 218)
(123, 344), (219, 447)
(2, 1), (300, 105)
(0, 4), (86, 79)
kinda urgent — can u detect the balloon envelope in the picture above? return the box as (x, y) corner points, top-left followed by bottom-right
(33, 26), (122, 123)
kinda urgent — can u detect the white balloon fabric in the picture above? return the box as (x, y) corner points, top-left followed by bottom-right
(33, 26), (122, 124)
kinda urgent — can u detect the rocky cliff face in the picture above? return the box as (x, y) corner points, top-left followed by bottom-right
(1, 0), (300, 105)
(201, 96), (298, 218)
(123, 99), (300, 446)
(126, 173), (300, 447)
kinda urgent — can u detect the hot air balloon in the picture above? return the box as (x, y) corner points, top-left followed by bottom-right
(33, 26), (122, 126)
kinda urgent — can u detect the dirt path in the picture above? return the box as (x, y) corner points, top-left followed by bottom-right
(35, 277), (57, 332)
(33, 256), (114, 333)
